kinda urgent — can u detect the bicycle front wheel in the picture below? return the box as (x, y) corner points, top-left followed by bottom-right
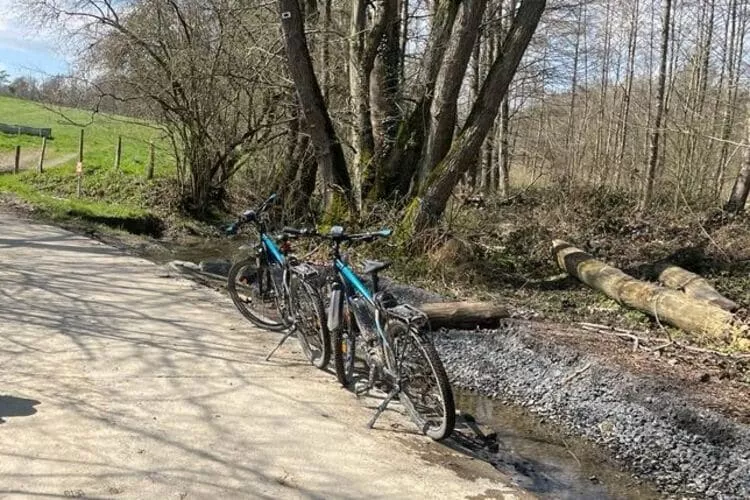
(385, 320), (455, 440)
(227, 257), (286, 332)
(333, 308), (358, 387)
(290, 276), (331, 369)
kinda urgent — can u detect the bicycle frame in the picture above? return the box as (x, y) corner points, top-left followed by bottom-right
(328, 251), (392, 354)
(334, 258), (373, 303)
(261, 233), (286, 266)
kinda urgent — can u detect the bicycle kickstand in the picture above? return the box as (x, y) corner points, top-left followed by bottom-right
(366, 385), (400, 430)
(265, 326), (296, 361)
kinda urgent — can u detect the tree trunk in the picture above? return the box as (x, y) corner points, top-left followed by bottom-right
(323, 0), (332, 100)
(400, 0), (546, 238)
(399, 0), (409, 85)
(552, 240), (748, 346)
(276, 110), (302, 196)
(480, 27), (496, 194)
(716, 0), (744, 198)
(289, 139), (319, 220)
(639, 0), (672, 212)
(419, 0), (489, 183)
(563, 1), (582, 184)
(349, 0), (374, 209)
(371, 0), (461, 201)
(468, 32), (482, 188)
(497, 0), (513, 197)
(279, 0), (354, 215)
(368, 0), (401, 195)
(725, 104), (750, 213)
(593, 0), (612, 179)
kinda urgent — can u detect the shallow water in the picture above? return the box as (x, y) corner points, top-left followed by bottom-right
(451, 389), (662, 499)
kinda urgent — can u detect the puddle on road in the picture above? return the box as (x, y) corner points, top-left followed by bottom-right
(438, 390), (662, 499)
(138, 238), (242, 265)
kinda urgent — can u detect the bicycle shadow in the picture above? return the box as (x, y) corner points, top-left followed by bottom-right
(0, 395), (41, 424)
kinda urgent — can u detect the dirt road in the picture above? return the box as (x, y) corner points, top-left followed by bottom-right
(0, 149), (77, 173)
(0, 213), (521, 499)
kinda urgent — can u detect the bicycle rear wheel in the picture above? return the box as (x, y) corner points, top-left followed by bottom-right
(227, 257), (286, 332)
(290, 276), (331, 369)
(385, 320), (455, 440)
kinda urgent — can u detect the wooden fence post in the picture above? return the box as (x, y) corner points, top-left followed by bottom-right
(38, 137), (47, 173)
(78, 129), (84, 163)
(13, 145), (20, 174)
(77, 129), (84, 197)
(114, 135), (122, 170)
(146, 141), (155, 180)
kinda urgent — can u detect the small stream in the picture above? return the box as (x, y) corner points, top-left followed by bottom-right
(451, 390), (661, 499)
(138, 238), (663, 499)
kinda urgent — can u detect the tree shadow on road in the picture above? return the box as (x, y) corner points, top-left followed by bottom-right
(0, 395), (40, 423)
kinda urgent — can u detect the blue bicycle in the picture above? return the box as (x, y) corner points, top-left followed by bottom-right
(284, 225), (455, 440)
(226, 194), (330, 368)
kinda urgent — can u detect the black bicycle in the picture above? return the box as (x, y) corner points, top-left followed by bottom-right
(225, 194), (330, 368)
(284, 225), (455, 440)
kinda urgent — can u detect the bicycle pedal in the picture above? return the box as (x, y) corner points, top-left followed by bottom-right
(353, 380), (370, 398)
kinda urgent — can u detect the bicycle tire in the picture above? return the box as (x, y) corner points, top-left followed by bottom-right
(227, 257), (286, 332)
(290, 277), (331, 369)
(333, 308), (358, 387)
(385, 320), (455, 440)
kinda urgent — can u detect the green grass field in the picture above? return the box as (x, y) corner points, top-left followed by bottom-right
(0, 95), (174, 225)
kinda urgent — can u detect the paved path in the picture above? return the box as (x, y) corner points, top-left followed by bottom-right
(0, 214), (522, 499)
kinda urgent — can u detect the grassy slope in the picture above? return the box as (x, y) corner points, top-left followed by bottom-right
(0, 95), (172, 220)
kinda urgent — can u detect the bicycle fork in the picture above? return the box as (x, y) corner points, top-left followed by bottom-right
(265, 269), (297, 361)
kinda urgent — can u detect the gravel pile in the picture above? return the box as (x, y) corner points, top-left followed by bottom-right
(386, 284), (750, 499)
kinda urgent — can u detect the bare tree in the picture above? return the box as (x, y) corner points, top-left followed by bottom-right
(27, 0), (285, 214)
(640, 0), (672, 211)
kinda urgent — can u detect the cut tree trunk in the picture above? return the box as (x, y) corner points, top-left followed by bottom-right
(655, 264), (739, 312)
(419, 302), (509, 329)
(552, 240), (748, 345)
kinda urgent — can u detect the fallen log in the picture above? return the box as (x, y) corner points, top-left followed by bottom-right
(551, 240), (748, 345)
(654, 263), (739, 312)
(419, 302), (509, 330)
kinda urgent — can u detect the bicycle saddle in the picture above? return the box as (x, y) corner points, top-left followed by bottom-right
(362, 259), (391, 274)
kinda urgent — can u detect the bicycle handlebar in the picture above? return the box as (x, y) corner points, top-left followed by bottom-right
(283, 225), (392, 244)
(225, 193), (278, 235)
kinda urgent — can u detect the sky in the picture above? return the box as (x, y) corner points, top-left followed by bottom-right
(0, 0), (71, 79)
